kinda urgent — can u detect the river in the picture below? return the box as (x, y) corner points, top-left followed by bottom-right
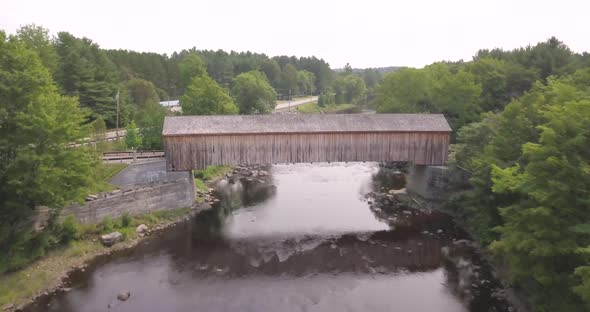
(26, 162), (513, 312)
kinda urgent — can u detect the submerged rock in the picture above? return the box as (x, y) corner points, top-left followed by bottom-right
(117, 291), (131, 301)
(101, 232), (123, 247)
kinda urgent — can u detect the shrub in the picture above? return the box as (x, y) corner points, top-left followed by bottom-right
(101, 216), (114, 233)
(59, 216), (80, 243)
(121, 212), (132, 227)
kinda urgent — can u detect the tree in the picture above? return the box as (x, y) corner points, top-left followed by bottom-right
(280, 63), (299, 98)
(428, 63), (482, 131)
(16, 24), (58, 75)
(318, 89), (335, 107)
(491, 92), (590, 310)
(92, 115), (107, 141)
(136, 103), (167, 149)
(53, 32), (121, 127)
(343, 63), (353, 74)
(232, 71), (277, 114)
(0, 31), (96, 251)
(126, 78), (160, 109)
(362, 68), (382, 89)
(178, 53), (207, 92)
(332, 74), (366, 104)
(297, 70), (316, 95)
(376, 68), (432, 113)
(259, 58), (281, 88)
(180, 76), (238, 115)
(125, 120), (142, 150)
(451, 71), (590, 310)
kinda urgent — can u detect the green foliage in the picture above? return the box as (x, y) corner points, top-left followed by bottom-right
(180, 76), (238, 115)
(179, 53), (207, 92)
(193, 165), (232, 181)
(92, 116), (107, 141)
(280, 63), (299, 98)
(121, 212), (132, 227)
(232, 71), (277, 114)
(136, 102), (168, 149)
(376, 63), (481, 132)
(259, 58), (281, 88)
(58, 216), (80, 243)
(53, 32), (122, 127)
(332, 74), (367, 105)
(453, 70), (590, 310)
(296, 102), (357, 114)
(124, 120), (142, 150)
(126, 78), (160, 109)
(100, 216), (114, 234)
(318, 90), (335, 107)
(15, 24), (58, 75)
(297, 70), (316, 95)
(0, 32), (97, 254)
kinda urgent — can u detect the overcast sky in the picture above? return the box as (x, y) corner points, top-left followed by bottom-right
(1, 0), (588, 68)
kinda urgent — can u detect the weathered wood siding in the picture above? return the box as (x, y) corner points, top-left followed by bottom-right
(164, 131), (449, 171)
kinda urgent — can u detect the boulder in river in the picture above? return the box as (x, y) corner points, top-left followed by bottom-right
(117, 291), (131, 301)
(100, 232), (123, 247)
(136, 224), (148, 236)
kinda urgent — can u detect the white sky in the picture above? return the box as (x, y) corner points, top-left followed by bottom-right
(1, 0), (588, 68)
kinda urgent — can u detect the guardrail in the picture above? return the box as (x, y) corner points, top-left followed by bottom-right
(102, 150), (165, 162)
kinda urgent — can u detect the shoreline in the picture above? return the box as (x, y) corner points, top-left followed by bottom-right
(3, 163), (530, 312)
(1, 207), (199, 312)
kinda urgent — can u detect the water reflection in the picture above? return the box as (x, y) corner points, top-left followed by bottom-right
(26, 162), (513, 312)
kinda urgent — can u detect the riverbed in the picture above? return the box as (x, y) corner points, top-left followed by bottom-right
(25, 162), (513, 312)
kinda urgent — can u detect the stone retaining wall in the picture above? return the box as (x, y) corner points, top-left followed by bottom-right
(64, 176), (195, 223)
(406, 165), (449, 200)
(34, 170), (195, 226)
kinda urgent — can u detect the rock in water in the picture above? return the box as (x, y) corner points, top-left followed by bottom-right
(100, 232), (123, 247)
(117, 291), (131, 301)
(136, 224), (148, 235)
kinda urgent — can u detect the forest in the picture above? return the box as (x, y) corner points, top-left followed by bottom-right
(374, 37), (590, 311)
(0, 23), (589, 311)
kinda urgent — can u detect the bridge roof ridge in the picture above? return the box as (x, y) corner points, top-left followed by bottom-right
(163, 113), (451, 136)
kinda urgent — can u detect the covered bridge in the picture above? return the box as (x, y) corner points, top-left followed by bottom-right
(162, 114), (451, 171)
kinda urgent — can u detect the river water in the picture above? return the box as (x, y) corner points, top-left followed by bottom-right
(27, 163), (513, 312)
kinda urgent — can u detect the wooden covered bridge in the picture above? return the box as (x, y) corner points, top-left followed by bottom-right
(162, 114), (451, 171)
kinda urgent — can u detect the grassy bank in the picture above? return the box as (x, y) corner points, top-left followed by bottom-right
(194, 165), (232, 202)
(296, 102), (359, 114)
(0, 207), (192, 308)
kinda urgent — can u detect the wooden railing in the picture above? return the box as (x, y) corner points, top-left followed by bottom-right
(102, 150), (165, 162)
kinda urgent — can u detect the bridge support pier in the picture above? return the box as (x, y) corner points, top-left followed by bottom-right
(406, 164), (449, 201)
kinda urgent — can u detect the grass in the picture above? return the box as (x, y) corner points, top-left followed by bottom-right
(276, 95), (315, 105)
(295, 101), (321, 113)
(193, 165), (232, 203)
(0, 207), (192, 308)
(93, 139), (128, 153)
(194, 165), (232, 181)
(88, 162), (128, 194)
(296, 102), (360, 114)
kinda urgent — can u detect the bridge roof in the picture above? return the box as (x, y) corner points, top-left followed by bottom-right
(163, 114), (451, 136)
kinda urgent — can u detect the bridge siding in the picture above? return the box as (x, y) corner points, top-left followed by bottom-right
(164, 131), (449, 171)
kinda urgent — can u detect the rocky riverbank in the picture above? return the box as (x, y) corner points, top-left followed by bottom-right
(2, 164), (276, 312)
(362, 163), (523, 312)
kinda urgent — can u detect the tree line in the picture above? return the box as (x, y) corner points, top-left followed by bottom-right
(374, 37), (590, 311)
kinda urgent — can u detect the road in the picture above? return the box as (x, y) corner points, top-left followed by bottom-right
(274, 96), (318, 111)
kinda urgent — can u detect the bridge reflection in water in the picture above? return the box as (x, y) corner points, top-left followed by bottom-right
(29, 163), (513, 312)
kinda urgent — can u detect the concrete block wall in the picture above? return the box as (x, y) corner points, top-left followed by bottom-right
(406, 165), (449, 200)
(62, 175), (195, 223)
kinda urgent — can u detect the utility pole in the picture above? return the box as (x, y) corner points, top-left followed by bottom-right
(115, 89), (120, 139)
